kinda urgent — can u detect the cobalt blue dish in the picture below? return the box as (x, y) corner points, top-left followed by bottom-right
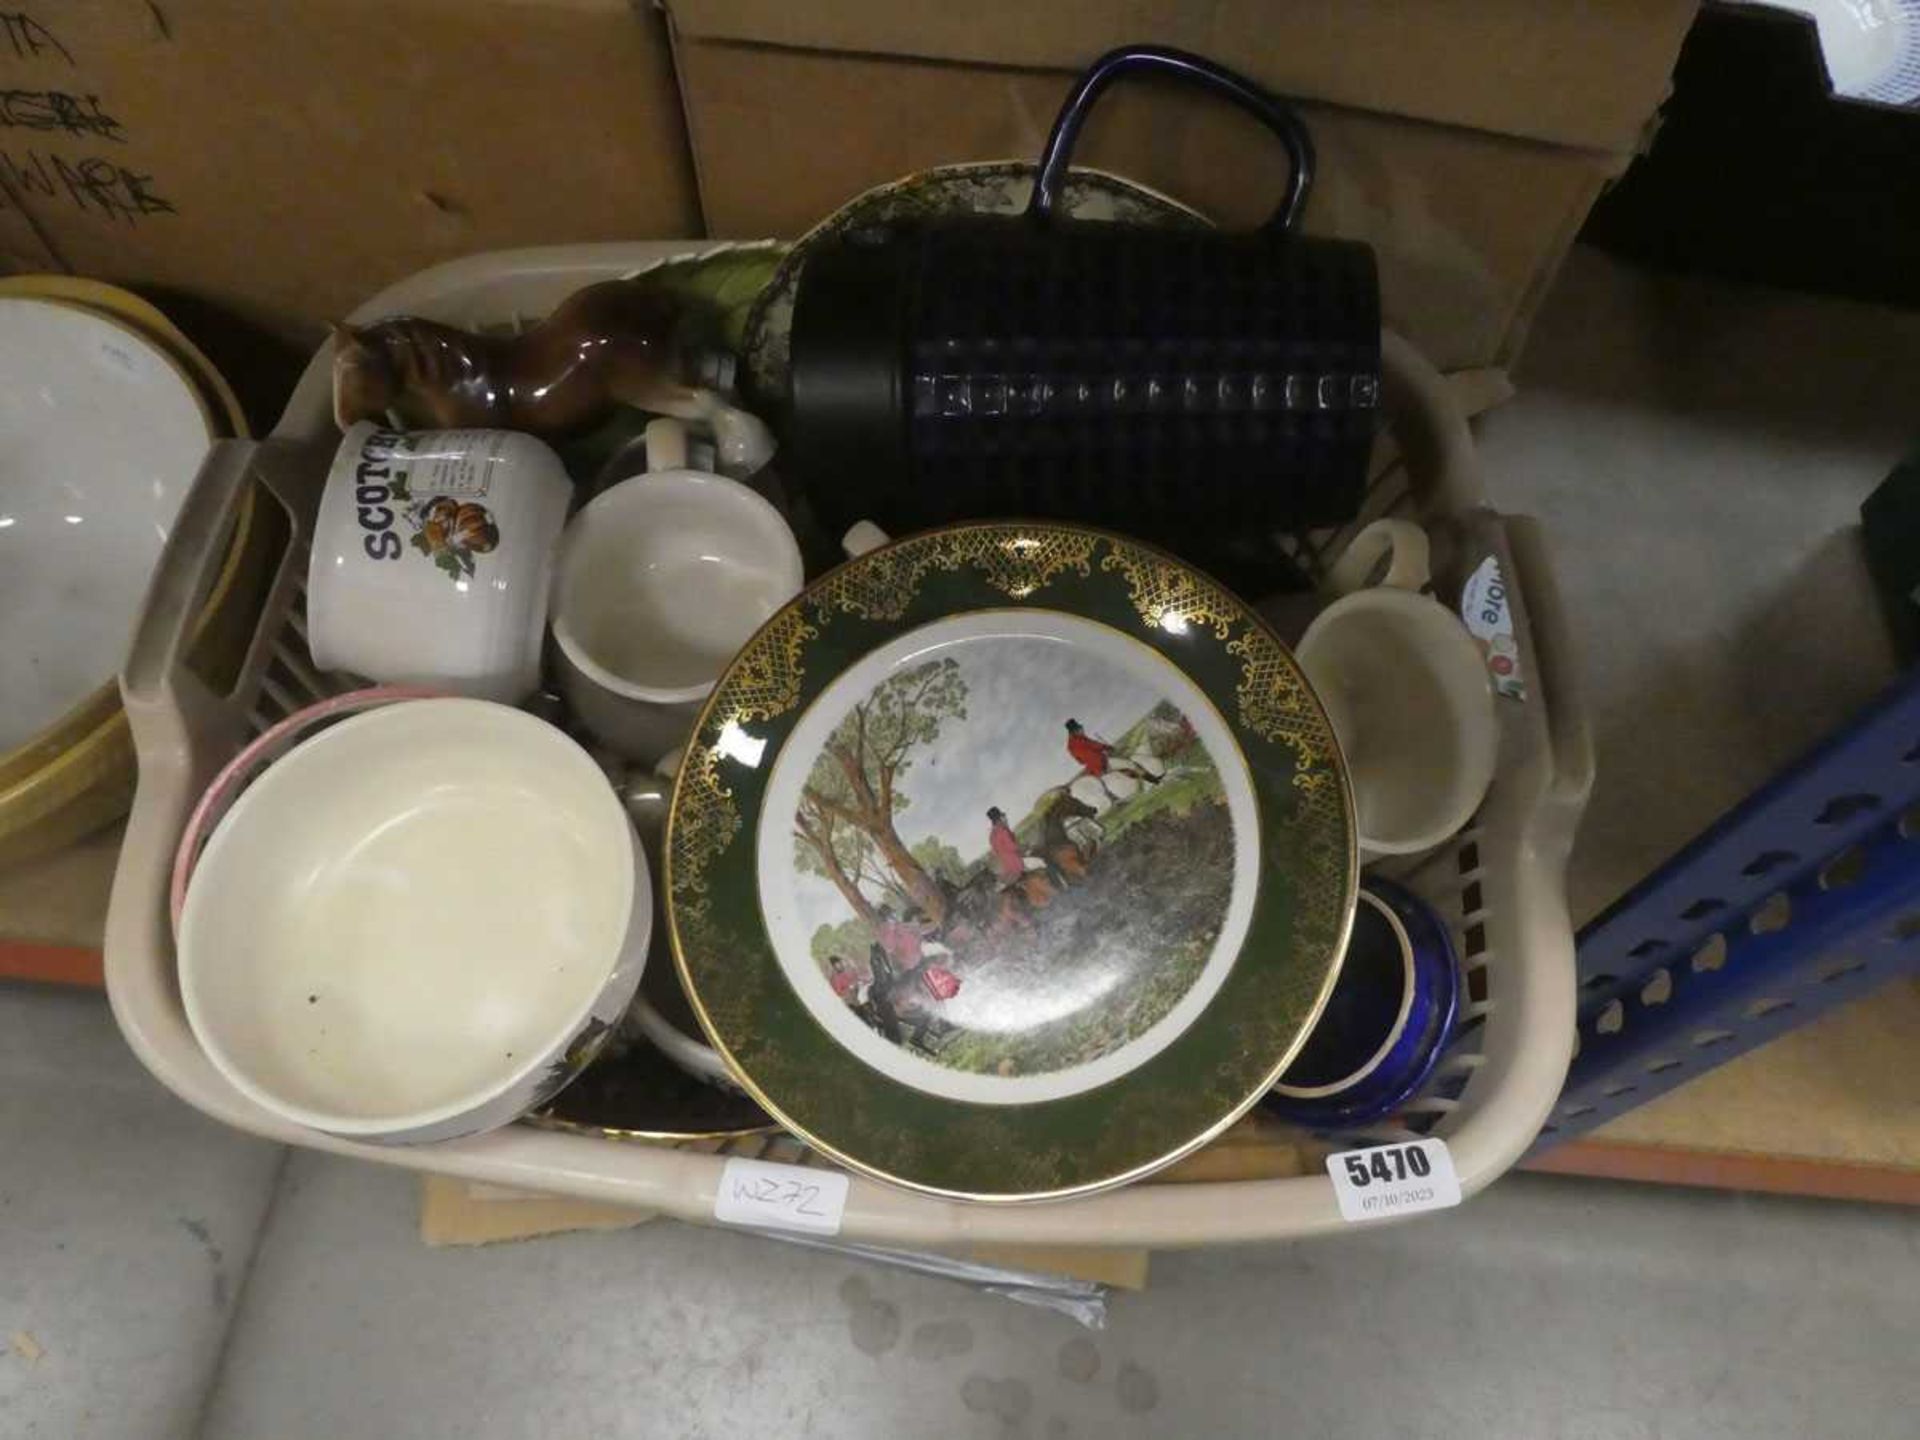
(1265, 875), (1460, 1130)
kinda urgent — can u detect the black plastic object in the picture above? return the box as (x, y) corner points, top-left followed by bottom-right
(787, 45), (1381, 543)
(1584, 3), (1920, 310)
(1862, 449), (1920, 662)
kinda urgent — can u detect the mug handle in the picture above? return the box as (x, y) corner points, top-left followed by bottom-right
(841, 520), (891, 559)
(1325, 518), (1430, 597)
(643, 400), (775, 480)
(1027, 44), (1315, 235)
(644, 417), (689, 473)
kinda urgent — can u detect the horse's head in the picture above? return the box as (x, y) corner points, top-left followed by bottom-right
(330, 322), (403, 429)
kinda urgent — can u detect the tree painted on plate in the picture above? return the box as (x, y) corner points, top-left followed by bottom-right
(791, 657), (969, 926)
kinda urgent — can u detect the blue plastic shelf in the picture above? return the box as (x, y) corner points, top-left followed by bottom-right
(1533, 669), (1920, 1152)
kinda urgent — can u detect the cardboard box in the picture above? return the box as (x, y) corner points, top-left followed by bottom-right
(0, 0), (698, 342)
(418, 1175), (1152, 1288)
(668, 0), (1697, 372)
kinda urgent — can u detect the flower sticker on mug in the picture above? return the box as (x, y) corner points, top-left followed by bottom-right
(406, 492), (500, 582)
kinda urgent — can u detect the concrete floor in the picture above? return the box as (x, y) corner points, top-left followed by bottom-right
(1481, 248), (1913, 926)
(199, 1150), (1913, 1440)
(4, 247), (1918, 1439)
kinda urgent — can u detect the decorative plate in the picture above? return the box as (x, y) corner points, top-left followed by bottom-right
(0, 283), (264, 868)
(666, 523), (1356, 1201)
(0, 274), (249, 438)
(739, 162), (1209, 408)
(530, 1038), (777, 1144)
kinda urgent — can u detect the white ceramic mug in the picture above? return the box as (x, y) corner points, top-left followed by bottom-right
(309, 424), (571, 701)
(1297, 518), (1498, 858)
(551, 418), (805, 764)
(633, 526), (886, 1090)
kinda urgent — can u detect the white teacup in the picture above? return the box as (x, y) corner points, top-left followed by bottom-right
(1298, 519), (1498, 859)
(632, 525), (886, 1091)
(551, 419), (804, 764)
(309, 424), (571, 701)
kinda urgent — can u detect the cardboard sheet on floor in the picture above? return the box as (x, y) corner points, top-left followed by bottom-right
(418, 1174), (1151, 1288)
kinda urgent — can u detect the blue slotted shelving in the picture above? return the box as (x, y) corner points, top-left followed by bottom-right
(1532, 669), (1920, 1153)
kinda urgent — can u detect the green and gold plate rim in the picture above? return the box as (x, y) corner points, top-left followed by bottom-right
(521, 1111), (782, 1146)
(664, 521), (1357, 1202)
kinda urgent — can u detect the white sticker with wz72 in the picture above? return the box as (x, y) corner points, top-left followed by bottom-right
(1326, 1139), (1461, 1222)
(712, 1158), (850, 1236)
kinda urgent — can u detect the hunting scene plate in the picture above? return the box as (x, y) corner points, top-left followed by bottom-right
(665, 523), (1356, 1201)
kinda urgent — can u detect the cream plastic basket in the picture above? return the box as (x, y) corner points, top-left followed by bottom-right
(105, 242), (1592, 1246)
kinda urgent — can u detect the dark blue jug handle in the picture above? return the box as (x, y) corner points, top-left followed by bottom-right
(1026, 44), (1315, 235)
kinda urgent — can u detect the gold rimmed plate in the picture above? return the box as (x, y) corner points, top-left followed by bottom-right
(0, 276), (263, 866)
(739, 161), (1208, 408)
(529, 1039), (778, 1145)
(665, 523), (1356, 1201)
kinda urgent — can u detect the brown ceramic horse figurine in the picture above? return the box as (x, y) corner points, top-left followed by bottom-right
(332, 278), (773, 472)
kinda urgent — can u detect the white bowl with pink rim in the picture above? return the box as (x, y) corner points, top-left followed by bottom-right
(175, 698), (650, 1145)
(170, 686), (445, 934)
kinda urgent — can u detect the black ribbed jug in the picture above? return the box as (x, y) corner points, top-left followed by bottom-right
(786, 45), (1381, 544)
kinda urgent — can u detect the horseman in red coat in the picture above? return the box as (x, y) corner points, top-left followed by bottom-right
(1064, 717), (1162, 799)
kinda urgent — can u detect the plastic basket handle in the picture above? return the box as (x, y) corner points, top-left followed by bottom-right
(122, 437), (320, 732)
(1026, 44), (1316, 234)
(123, 439), (266, 711)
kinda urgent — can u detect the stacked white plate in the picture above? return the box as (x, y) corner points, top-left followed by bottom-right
(0, 281), (248, 868)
